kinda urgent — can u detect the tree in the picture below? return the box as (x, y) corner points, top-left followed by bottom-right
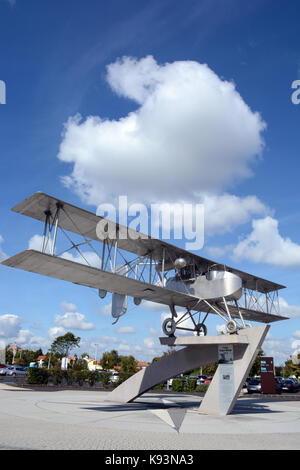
(249, 348), (264, 376)
(282, 359), (300, 378)
(119, 355), (138, 374)
(50, 332), (81, 358)
(100, 350), (120, 370)
(5, 346), (13, 364)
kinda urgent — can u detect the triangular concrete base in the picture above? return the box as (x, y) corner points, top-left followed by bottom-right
(107, 325), (269, 416)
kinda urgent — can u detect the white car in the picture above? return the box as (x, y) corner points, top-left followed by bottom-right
(7, 366), (27, 376)
(109, 371), (119, 383)
(0, 365), (10, 375)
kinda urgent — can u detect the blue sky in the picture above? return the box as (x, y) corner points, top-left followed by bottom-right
(0, 0), (300, 364)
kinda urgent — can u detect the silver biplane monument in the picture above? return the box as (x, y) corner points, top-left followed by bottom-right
(2, 192), (288, 415)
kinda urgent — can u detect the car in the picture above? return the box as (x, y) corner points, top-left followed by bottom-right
(247, 378), (261, 394)
(273, 379), (283, 394)
(0, 365), (11, 376)
(204, 376), (213, 384)
(275, 376), (284, 384)
(109, 371), (119, 383)
(7, 366), (27, 377)
(243, 377), (252, 388)
(288, 377), (300, 387)
(281, 379), (299, 393)
(196, 375), (207, 385)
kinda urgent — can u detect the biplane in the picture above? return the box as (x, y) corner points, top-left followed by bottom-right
(1, 192), (288, 336)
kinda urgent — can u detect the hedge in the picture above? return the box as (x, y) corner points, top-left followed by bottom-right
(171, 378), (185, 392)
(26, 368), (104, 387)
(186, 378), (197, 392)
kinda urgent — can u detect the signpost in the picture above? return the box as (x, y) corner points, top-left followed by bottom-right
(260, 357), (276, 394)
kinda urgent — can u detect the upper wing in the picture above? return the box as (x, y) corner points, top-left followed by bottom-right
(11, 192), (285, 294)
(1, 250), (288, 323)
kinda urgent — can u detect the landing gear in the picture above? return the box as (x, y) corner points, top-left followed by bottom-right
(225, 320), (238, 334)
(195, 323), (207, 336)
(162, 308), (208, 337)
(162, 317), (176, 336)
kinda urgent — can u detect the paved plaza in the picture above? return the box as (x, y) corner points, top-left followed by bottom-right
(0, 383), (300, 450)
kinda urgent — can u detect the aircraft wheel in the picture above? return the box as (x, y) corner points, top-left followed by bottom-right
(225, 320), (237, 334)
(162, 318), (176, 336)
(196, 323), (207, 336)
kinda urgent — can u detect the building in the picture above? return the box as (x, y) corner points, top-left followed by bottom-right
(137, 361), (150, 369)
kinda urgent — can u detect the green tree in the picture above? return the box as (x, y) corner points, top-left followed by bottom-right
(249, 348), (264, 376)
(282, 359), (300, 378)
(202, 362), (218, 376)
(5, 346), (13, 364)
(44, 353), (58, 368)
(100, 350), (119, 370)
(50, 332), (81, 359)
(119, 355), (137, 374)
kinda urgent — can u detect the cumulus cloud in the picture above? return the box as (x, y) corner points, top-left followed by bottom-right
(54, 312), (94, 331)
(60, 250), (101, 268)
(0, 314), (49, 350)
(278, 297), (300, 318)
(48, 326), (67, 341)
(202, 193), (270, 235)
(233, 216), (300, 267)
(0, 314), (24, 339)
(58, 55), (266, 206)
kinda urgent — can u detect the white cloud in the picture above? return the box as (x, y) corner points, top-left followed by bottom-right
(0, 235), (8, 261)
(100, 303), (112, 316)
(48, 326), (67, 341)
(233, 216), (300, 267)
(60, 250), (101, 268)
(118, 343), (131, 352)
(116, 326), (136, 334)
(15, 329), (49, 350)
(28, 234), (48, 252)
(144, 337), (155, 349)
(278, 297), (300, 318)
(202, 193), (270, 235)
(54, 312), (94, 331)
(58, 55), (266, 206)
(100, 335), (118, 344)
(0, 314), (49, 350)
(0, 314), (24, 339)
(60, 301), (77, 313)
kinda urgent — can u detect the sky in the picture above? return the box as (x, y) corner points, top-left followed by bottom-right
(0, 0), (300, 365)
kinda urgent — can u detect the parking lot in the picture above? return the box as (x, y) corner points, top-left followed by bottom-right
(1, 382), (300, 450)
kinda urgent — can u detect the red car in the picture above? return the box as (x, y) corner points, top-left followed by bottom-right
(204, 376), (213, 384)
